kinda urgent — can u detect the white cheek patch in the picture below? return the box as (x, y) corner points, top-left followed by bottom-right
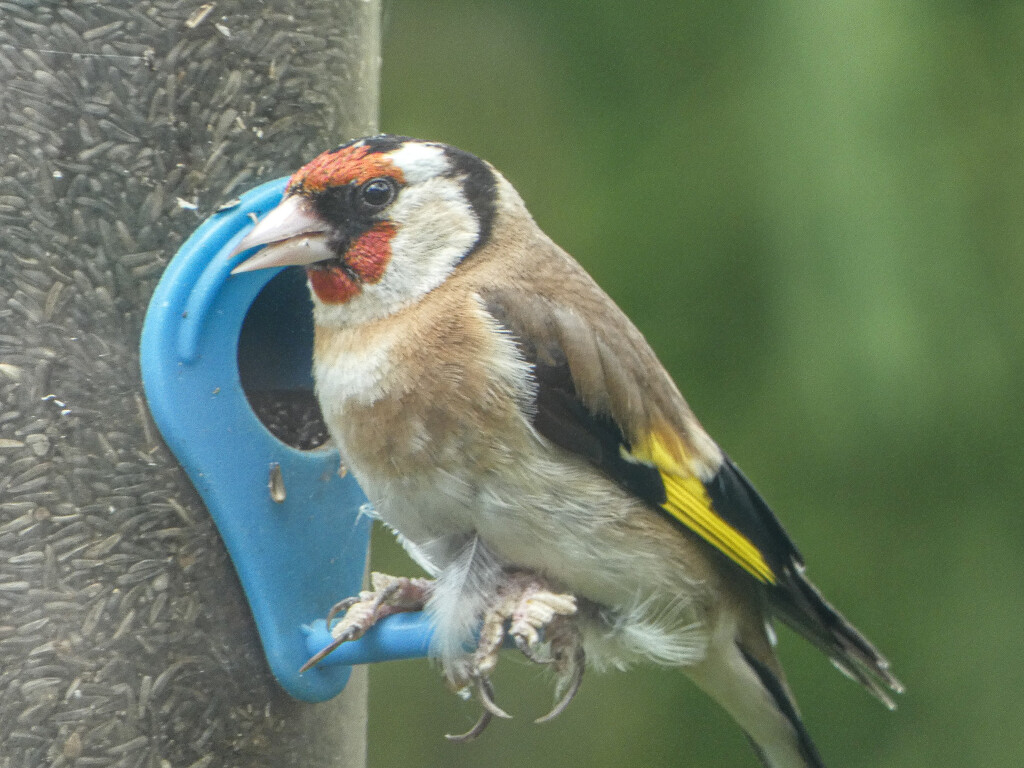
(389, 142), (449, 184)
(306, 164), (481, 328)
(336, 176), (476, 320)
(381, 177), (477, 286)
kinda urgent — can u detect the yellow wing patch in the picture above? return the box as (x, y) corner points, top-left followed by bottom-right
(634, 431), (776, 585)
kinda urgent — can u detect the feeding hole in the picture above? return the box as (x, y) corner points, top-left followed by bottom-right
(237, 268), (329, 449)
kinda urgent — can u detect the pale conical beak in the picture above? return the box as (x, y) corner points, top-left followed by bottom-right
(229, 195), (336, 274)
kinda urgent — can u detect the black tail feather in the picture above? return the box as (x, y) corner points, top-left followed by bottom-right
(739, 646), (826, 768)
(772, 566), (904, 708)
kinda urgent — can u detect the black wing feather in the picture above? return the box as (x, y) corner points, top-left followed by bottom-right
(704, 456), (803, 579)
(485, 292), (794, 568)
(533, 359), (668, 505)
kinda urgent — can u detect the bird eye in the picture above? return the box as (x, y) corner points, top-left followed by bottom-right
(357, 177), (397, 211)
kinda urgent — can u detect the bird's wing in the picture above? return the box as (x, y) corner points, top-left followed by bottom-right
(479, 282), (902, 704)
(478, 285), (799, 587)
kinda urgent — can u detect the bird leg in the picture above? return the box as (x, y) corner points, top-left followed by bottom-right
(300, 572), (432, 672)
(445, 572), (583, 741)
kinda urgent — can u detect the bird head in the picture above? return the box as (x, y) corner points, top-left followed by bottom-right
(231, 135), (503, 325)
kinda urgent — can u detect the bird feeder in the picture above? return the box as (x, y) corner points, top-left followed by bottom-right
(140, 177), (437, 704)
(0, 2), (382, 765)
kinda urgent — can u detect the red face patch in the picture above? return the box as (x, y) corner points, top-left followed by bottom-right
(345, 222), (396, 285)
(308, 266), (360, 305)
(288, 143), (405, 195)
(306, 221), (396, 305)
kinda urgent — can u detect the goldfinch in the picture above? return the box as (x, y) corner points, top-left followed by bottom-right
(230, 135), (902, 766)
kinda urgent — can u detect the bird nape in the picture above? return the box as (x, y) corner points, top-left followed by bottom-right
(229, 134), (902, 768)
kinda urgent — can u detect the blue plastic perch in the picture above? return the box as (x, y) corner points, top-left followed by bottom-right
(140, 178), (433, 702)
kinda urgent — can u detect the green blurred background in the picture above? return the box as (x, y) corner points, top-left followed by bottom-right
(364, 2), (1024, 766)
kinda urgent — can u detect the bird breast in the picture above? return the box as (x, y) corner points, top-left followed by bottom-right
(312, 292), (539, 548)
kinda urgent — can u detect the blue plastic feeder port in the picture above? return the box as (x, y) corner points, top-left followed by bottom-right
(140, 178), (433, 702)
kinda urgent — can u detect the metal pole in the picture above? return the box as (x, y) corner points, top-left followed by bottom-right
(0, 2), (379, 765)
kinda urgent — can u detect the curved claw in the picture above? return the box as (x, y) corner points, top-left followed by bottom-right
(445, 709), (493, 743)
(476, 676), (512, 720)
(534, 647), (585, 724)
(325, 596), (360, 625)
(299, 625), (356, 673)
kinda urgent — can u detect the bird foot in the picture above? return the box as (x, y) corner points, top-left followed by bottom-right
(445, 573), (585, 742)
(300, 572), (432, 672)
